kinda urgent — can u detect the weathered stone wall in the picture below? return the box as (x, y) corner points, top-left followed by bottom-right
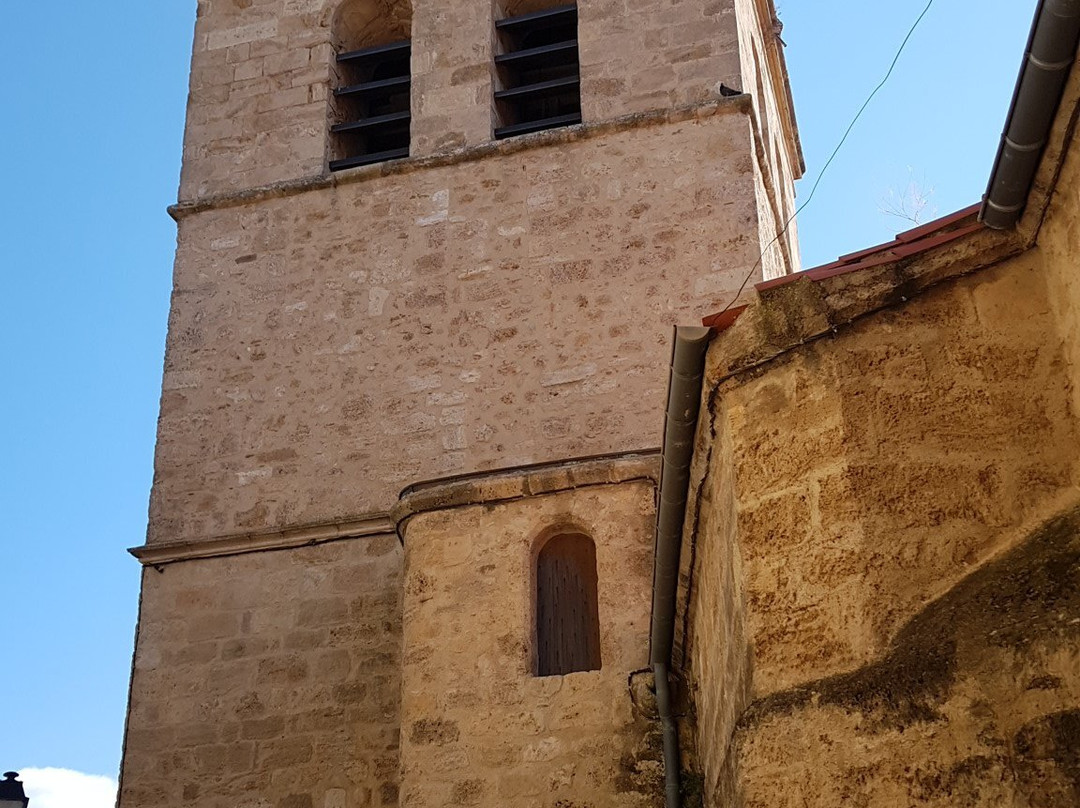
(1038, 108), (1080, 423)
(181, 0), (331, 199)
(128, 5), (808, 808)
(151, 110), (763, 546)
(179, 0), (752, 199)
(682, 247), (1080, 805)
(119, 536), (402, 808)
(732, 505), (1080, 807)
(577, 0), (739, 123)
(397, 474), (662, 808)
(733, 0), (800, 279)
(677, 397), (748, 807)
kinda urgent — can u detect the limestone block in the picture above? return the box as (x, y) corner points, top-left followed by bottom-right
(150, 112), (758, 545)
(398, 480), (663, 808)
(119, 538), (403, 808)
(688, 241), (1080, 806)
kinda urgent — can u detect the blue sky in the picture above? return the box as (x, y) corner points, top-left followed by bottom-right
(0, 0), (1038, 796)
(783, 0), (1034, 266)
(1, 0), (191, 790)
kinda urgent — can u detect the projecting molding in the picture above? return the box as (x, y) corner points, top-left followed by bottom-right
(129, 453), (663, 564)
(129, 514), (396, 566)
(167, 95), (752, 219)
(392, 451), (662, 538)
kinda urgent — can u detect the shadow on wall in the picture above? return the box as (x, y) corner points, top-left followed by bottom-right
(825, 270), (1078, 657)
(737, 501), (1080, 805)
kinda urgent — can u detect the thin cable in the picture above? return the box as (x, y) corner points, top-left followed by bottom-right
(717, 0), (937, 314)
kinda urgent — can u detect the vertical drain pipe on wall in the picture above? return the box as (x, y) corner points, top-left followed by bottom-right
(980, 0), (1080, 229)
(650, 325), (712, 808)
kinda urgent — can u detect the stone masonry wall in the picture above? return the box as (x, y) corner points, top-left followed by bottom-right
(683, 249), (1080, 805)
(733, 0), (800, 279)
(119, 536), (402, 808)
(398, 478), (662, 808)
(730, 505), (1080, 808)
(577, 0), (740, 123)
(180, 0), (748, 199)
(151, 110), (762, 546)
(679, 398), (748, 807)
(716, 255), (1077, 694)
(1038, 106), (1080, 422)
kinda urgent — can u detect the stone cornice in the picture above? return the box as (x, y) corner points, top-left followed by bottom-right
(702, 58), (1080, 389)
(704, 224), (1027, 389)
(167, 96), (752, 221)
(129, 452), (662, 564)
(392, 450), (662, 539)
(129, 514), (395, 567)
(753, 0), (805, 175)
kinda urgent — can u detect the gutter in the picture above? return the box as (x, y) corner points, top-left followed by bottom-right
(980, 0), (1080, 229)
(649, 325), (713, 808)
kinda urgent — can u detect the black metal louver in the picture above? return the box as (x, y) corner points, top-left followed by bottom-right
(494, 4), (581, 139)
(330, 39), (411, 172)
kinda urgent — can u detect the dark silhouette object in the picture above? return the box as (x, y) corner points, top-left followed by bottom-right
(0, 772), (29, 808)
(494, 4), (582, 139)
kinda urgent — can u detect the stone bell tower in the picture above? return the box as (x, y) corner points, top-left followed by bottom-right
(119, 0), (801, 805)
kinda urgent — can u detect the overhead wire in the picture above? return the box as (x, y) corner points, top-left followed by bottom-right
(715, 0), (938, 315)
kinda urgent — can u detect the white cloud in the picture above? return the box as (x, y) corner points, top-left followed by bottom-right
(17, 768), (116, 808)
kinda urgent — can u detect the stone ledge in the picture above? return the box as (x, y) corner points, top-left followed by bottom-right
(129, 514), (395, 566)
(734, 488), (1080, 723)
(129, 453), (662, 563)
(167, 95), (753, 221)
(705, 224), (1027, 388)
(392, 450), (662, 538)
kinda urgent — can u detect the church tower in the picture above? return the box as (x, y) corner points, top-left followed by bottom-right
(120, 0), (801, 805)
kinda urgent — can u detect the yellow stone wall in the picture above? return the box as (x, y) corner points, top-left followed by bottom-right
(1038, 108), (1080, 422)
(398, 474), (661, 808)
(683, 133), (1080, 806)
(119, 537), (403, 808)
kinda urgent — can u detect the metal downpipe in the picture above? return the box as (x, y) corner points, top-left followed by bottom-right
(981, 0), (1080, 229)
(649, 325), (712, 808)
(654, 661), (681, 808)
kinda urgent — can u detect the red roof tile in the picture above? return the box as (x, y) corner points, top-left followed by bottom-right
(702, 203), (985, 331)
(701, 304), (748, 331)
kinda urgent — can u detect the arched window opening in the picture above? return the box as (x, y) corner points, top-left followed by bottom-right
(493, 2), (581, 139)
(535, 532), (601, 676)
(329, 0), (413, 171)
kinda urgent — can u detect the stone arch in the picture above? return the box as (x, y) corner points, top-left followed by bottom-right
(331, 0), (412, 51)
(499, 0), (572, 20)
(534, 531), (602, 676)
(327, 0), (414, 169)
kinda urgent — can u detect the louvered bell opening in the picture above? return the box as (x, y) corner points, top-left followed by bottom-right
(330, 39), (411, 172)
(535, 533), (602, 677)
(494, 4), (581, 139)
